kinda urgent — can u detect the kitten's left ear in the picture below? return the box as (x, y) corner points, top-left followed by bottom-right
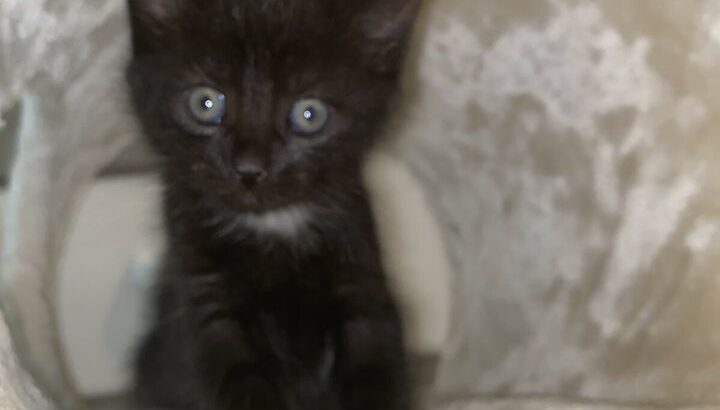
(357, 0), (422, 74)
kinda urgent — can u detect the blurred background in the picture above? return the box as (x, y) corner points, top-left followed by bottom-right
(0, 103), (163, 406)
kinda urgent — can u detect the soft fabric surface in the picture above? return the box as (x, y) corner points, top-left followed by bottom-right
(0, 315), (51, 410)
(433, 399), (717, 410)
(0, 1), (135, 408)
(3, 0), (720, 409)
(391, 0), (720, 407)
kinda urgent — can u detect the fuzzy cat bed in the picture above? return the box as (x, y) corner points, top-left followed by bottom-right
(0, 1), (134, 408)
(396, 0), (720, 408)
(2, 0), (720, 410)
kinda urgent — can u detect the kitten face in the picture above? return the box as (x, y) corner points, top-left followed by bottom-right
(127, 0), (419, 215)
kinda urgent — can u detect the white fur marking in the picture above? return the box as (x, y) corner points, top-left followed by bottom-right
(241, 206), (313, 238)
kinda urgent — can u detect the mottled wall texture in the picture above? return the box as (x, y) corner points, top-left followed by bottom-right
(392, 0), (720, 408)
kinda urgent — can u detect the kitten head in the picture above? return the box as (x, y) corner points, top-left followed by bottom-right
(126, 0), (420, 216)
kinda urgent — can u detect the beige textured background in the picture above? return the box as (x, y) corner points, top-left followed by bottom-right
(390, 0), (720, 407)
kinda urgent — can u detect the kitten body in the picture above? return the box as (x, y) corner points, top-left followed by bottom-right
(126, 1), (419, 409)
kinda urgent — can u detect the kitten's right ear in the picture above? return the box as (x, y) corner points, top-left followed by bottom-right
(356, 0), (422, 74)
(127, 0), (181, 55)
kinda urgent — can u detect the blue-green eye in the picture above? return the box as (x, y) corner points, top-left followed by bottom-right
(289, 99), (331, 135)
(187, 86), (226, 125)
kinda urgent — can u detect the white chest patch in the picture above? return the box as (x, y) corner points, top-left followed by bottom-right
(241, 205), (313, 239)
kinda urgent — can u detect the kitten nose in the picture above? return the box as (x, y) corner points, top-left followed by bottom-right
(234, 161), (268, 187)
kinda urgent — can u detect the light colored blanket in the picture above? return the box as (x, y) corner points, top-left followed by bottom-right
(0, 0), (135, 408)
(2, 0), (720, 409)
(0, 315), (51, 410)
(395, 0), (720, 407)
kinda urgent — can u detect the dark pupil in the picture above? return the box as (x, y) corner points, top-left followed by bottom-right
(303, 106), (315, 121)
(200, 96), (214, 111)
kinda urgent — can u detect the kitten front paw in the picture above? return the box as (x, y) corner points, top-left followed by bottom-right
(217, 368), (285, 410)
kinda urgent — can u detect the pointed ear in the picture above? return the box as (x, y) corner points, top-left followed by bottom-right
(357, 0), (422, 74)
(127, 0), (182, 55)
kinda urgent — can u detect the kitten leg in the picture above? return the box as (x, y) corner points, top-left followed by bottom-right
(134, 323), (201, 410)
(182, 276), (286, 410)
(136, 275), (287, 410)
(192, 321), (288, 410)
(336, 287), (410, 410)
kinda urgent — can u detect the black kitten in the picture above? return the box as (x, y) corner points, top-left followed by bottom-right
(126, 1), (419, 409)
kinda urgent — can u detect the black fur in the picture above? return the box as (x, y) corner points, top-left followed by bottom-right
(126, 1), (419, 409)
